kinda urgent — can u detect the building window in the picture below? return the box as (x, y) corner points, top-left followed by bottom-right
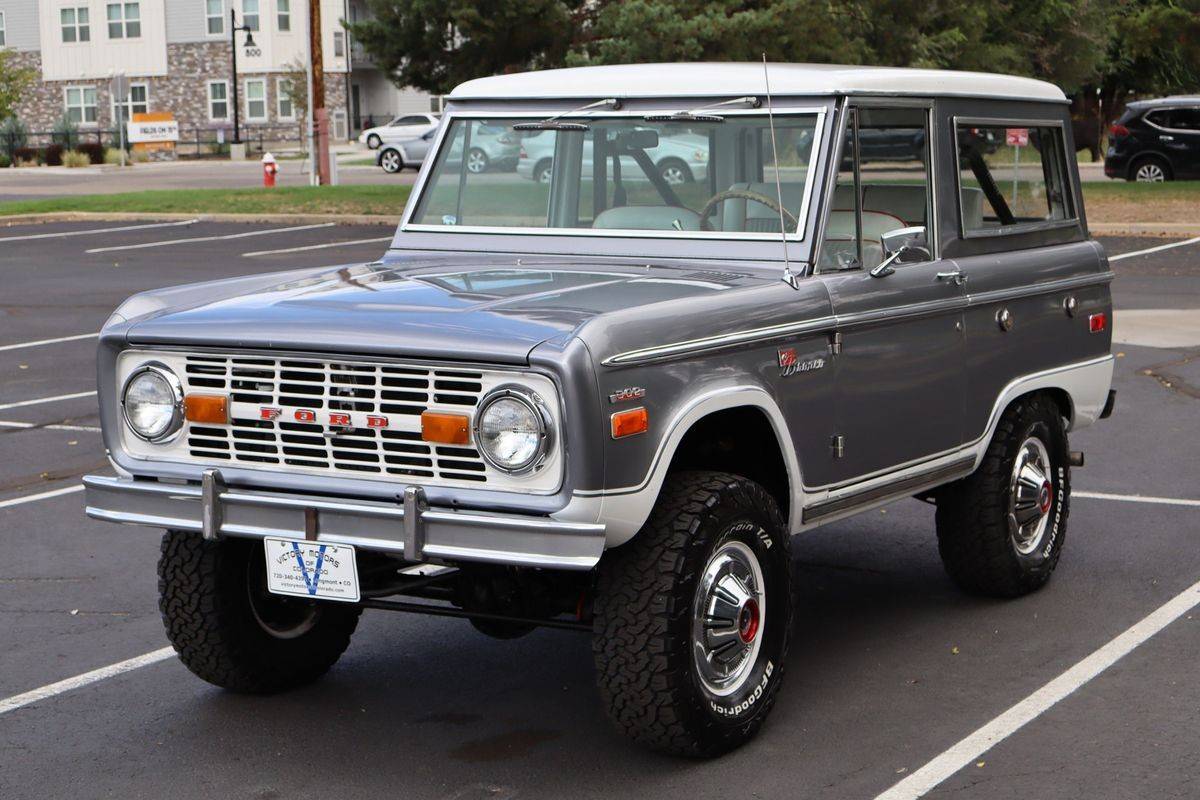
(276, 78), (295, 120)
(107, 2), (141, 39)
(333, 30), (345, 58)
(61, 7), (91, 43)
(277, 0), (290, 32)
(245, 79), (267, 121)
(113, 83), (149, 124)
(242, 0), (259, 31)
(206, 0), (224, 35)
(65, 86), (98, 125)
(0, 11), (6, 47)
(208, 81), (229, 121)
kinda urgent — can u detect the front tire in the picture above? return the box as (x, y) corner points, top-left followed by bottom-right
(379, 149), (404, 173)
(593, 471), (792, 757)
(935, 394), (1070, 597)
(366, 133), (382, 149)
(158, 532), (361, 693)
(466, 147), (489, 174)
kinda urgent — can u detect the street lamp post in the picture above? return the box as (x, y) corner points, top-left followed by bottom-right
(229, 9), (257, 145)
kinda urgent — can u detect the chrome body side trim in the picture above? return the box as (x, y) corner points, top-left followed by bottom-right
(83, 475), (607, 571)
(603, 272), (1113, 367)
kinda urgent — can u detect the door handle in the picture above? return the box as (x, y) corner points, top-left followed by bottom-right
(936, 269), (967, 286)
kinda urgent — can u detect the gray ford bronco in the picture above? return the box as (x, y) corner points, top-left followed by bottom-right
(85, 63), (1115, 757)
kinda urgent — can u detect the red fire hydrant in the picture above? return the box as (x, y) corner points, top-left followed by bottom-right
(262, 152), (278, 188)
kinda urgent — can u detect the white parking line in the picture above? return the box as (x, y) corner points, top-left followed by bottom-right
(0, 420), (101, 433)
(0, 332), (98, 353)
(0, 219), (199, 243)
(0, 484), (83, 510)
(243, 237), (392, 257)
(85, 223), (336, 253)
(875, 575), (1200, 800)
(0, 647), (175, 718)
(0, 390), (97, 412)
(1109, 235), (1200, 262)
(1075, 490), (1200, 508)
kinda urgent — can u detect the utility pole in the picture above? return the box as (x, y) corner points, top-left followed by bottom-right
(229, 10), (256, 146)
(309, 0), (331, 185)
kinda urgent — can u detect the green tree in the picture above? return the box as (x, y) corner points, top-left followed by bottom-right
(346, 0), (587, 95)
(0, 49), (36, 122)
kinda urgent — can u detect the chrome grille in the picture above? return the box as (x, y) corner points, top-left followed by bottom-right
(182, 355), (488, 484)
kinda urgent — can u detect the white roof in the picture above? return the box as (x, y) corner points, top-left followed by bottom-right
(450, 63), (1067, 103)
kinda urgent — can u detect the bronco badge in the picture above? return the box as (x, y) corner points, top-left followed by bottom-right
(777, 347), (825, 378)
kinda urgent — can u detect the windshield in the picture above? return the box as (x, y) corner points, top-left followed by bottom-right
(408, 112), (822, 238)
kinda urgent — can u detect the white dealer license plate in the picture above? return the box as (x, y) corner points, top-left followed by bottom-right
(263, 538), (360, 603)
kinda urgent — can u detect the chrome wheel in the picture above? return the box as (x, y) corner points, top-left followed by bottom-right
(1135, 162), (1166, 182)
(366, 134), (381, 149)
(692, 539), (766, 697)
(660, 162), (690, 185)
(380, 150), (402, 173)
(1008, 436), (1055, 556)
(535, 162), (552, 183)
(467, 148), (488, 173)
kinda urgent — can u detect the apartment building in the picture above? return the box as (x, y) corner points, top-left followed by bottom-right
(0, 0), (363, 138)
(343, 0), (436, 132)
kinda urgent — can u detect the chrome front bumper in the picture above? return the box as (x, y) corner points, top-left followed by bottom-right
(83, 472), (606, 570)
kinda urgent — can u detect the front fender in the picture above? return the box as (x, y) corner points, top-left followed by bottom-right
(557, 385), (802, 547)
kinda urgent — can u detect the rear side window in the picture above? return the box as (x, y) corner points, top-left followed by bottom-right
(955, 123), (1074, 236)
(1147, 108), (1200, 131)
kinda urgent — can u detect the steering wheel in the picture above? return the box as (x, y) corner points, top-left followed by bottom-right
(698, 189), (799, 232)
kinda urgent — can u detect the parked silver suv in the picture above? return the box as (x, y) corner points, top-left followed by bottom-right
(86, 63), (1114, 757)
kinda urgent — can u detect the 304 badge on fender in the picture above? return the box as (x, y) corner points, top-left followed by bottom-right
(263, 538), (360, 602)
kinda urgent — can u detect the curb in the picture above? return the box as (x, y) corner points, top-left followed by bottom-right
(1089, 223), (1200, 237)
(0, 211), (399, 227)
(1, 212), (1195, 237)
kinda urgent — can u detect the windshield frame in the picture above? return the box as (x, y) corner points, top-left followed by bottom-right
(400, 106), (829, 243)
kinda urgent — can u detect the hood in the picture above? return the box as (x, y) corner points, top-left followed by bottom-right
(124, 255), (772, 364)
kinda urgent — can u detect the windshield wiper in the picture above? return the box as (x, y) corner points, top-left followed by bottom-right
(513, 98), (622, 131)
(643, 96), (761, 123)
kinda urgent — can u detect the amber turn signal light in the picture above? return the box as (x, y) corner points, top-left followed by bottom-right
(611, 407), (648, 439)
(421, 411), (470, 444)
(183, 394), (229, 424)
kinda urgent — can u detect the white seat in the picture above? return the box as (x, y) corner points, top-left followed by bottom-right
(592, 205), (702, 231)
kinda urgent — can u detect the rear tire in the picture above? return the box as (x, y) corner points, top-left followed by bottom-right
(1130, 155), (1171, 182)
(593, 471), (792, 757)
(935, 394), (1070, 597)
(158, 532), (361, 693)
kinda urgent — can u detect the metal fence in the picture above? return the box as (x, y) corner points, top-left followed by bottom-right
(2, 124), (307, 162)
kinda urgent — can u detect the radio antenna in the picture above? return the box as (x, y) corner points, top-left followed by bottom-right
(762, 55), (799, 290)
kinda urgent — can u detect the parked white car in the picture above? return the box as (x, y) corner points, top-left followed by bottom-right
(358, 113), (440, 149)
(517, 129), (710, 184)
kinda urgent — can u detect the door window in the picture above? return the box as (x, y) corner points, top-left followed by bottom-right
(955, 123), (1073, 235)
(821, 107), (932, 271)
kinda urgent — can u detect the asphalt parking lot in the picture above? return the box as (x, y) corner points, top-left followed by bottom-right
(1, 220), (1198, 799)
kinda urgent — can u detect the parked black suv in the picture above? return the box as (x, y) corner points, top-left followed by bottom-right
(1105, 96), (1200, 181)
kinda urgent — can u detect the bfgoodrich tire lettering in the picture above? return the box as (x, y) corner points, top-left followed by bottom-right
(935, 394), (1070, 597)
(592, 471), (792, 757)
(158, 532), (361, 693)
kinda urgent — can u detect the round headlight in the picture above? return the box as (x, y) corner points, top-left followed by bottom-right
(474, 389), (551, 474)
(122, 365), (183, 442)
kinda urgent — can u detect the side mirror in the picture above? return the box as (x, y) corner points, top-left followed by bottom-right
(871, 226), (931, 277)
(422, 130), (436, 141)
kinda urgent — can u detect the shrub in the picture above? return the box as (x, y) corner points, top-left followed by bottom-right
(103, 147), (126, 165)
(62, 150), (91, 168)
(0, 153), (10, 168)
(130, 148), (151, 163)
(51, 113), (79, 148)
(0, 117), (30, 158)
(44, 143), (65, 166)
(76, 142), (106, 164)
(13, 146), (40, 165)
